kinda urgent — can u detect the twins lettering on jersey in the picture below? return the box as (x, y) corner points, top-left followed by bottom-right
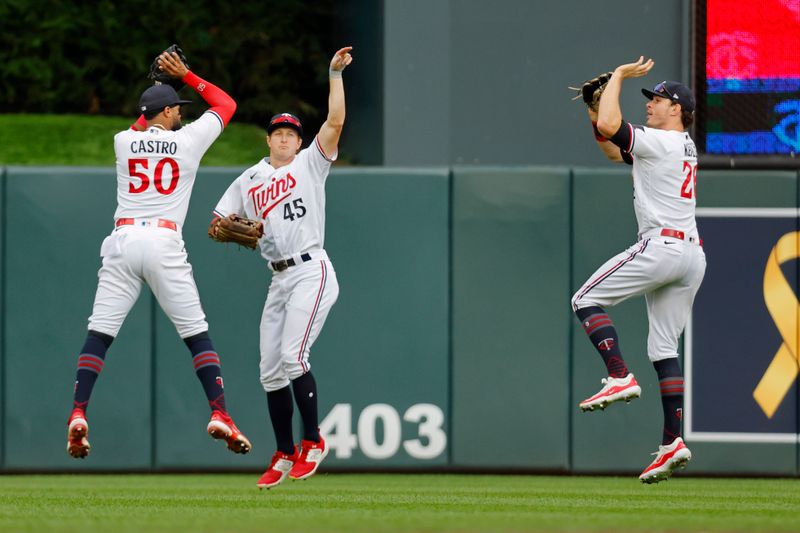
(129, 140), (178, 155)
(249, 172), (298, 219)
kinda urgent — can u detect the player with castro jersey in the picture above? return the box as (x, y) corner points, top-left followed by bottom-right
(571, 57), (706, 483)
(66, 50), (251, 459)
(211, 46), (352, 489)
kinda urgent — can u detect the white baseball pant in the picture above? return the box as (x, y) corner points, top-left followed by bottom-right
(259, 255), (339, 392)
(88, 222), (209, 338)
(571, 230), (706, 361)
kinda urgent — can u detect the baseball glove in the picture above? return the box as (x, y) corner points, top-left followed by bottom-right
(148, 44), (189, 90)
(569, 71), (614, 112)
(208, 214), (264, 250)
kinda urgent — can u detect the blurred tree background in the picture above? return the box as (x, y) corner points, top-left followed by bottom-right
(0, 0), (335, 134)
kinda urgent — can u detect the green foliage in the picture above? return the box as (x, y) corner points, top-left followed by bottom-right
(1, 474), (800, 532)
(0, 0), (335, 134)
(0, 113), (268, 165)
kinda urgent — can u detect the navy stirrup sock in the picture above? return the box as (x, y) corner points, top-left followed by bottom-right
(575, 306), (629, 378)
(267, 386), (295, 454)
(72, 330), (114, 412)
(654, 357), (684, 445)
(292, 372), (321, 442)
(183, 332), (227, 413)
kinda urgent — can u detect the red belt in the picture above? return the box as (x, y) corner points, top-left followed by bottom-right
(660, 228), (702, 246)
(115, 218), (177, 231)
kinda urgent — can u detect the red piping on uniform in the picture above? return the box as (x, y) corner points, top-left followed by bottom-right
(297, 261), (327, 372)
(573, 239), (649, 310)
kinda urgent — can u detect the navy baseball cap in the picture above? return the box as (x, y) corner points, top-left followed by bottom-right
(267, 113), (303, 136)
(641, 80), (695, 113)
(138, 84), (192, 114)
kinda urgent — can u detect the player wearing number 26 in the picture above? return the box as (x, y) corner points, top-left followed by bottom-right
(211, 47), (353, 489)
(66, 50), (251, 459)
(571, 57), (706, 484)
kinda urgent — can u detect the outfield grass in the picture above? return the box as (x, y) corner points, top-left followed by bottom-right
(0, 474), (798, 533)
(0, 113), (268, 165)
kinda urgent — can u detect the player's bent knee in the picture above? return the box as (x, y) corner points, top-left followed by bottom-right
(261, 376), (291, 393)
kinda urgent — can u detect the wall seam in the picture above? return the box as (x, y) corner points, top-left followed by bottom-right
(567, 168), (575, 472)
(0, 167), (6, 470)
(446, 168), (454, 466)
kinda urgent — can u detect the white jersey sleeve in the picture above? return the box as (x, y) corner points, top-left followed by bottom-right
(300, 135), (337, 184)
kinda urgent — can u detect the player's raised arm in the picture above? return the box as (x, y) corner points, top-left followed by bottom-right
(586, 107), (624, 163)
(317, 46), (353, 158)
(596, 56), (654, 138)
(157, 51), (237, 127)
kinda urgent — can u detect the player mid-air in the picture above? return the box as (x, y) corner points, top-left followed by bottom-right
(208, 46), (352, 489)
(571, 57), (706, 483)
(66, 47), (250, 459)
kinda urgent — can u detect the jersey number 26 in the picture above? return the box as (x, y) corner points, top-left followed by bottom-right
(128, 158), (180, 195)
(680, 161), (698, 199)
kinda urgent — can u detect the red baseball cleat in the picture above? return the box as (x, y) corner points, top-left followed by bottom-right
(66, 408), (91, 459)
(207, 410), (252, 454)
(579, 373), (642, 412)
(289, 437), (328, 480)
(639, 437), (692, 484)
(257, 447), (300, 489)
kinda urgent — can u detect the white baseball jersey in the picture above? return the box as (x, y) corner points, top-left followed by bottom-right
(213, 135), (336, 262)
(572, 122), (705, 361)
(620, 124), (699, 239)
(214, 135), (340, 392)
(114, 111), (224, 226)
(88, 110), (225, 339)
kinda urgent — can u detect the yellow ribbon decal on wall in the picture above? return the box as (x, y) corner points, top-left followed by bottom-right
(753, 231), (800, 418)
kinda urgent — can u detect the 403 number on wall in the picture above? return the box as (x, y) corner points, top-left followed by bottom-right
(319, 403), (447, 460)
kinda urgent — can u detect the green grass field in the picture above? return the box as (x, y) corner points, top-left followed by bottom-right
(0, 113), (268, 166)
(1, 473), (798, 533)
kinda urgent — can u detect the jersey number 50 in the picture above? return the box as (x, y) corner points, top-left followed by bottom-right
(128, 158), (180, 195)
(680, 161), (698, 199)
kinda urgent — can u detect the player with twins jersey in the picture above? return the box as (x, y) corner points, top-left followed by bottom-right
(571, 57), (706, 483)
(66, 50), (251, 459)
(212, 47), (352, 489)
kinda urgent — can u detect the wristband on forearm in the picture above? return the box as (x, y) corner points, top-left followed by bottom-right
(592, 121), (608, 143)
(329, 67), (342, 79)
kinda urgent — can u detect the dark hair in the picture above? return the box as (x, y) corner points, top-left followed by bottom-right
(143, 108), (162, 120)
(680, 108), (694, 128)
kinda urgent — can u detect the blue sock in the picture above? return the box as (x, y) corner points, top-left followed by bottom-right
(183, 332), (226, 413)
(72, 330), (114, 412)
(575, 306), (629, 378)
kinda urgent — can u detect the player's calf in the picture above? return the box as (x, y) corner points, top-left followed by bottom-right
(579, 373), (641, 412)
(66, 408), (91, 459)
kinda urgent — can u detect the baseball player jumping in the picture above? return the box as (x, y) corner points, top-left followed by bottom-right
(572, 57), (706, 483)
(66, 50), (251, 459)
(210, 47), (352, 488)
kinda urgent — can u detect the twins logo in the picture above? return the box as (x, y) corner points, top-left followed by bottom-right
(249, 172), (297, 219)
(216, 376), (224, 388)
(597, 338), (615, 351)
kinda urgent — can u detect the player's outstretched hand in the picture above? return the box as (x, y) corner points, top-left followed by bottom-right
(157, 51), (189, 79)
(330, 46), (353, 72)
(614, 56), (654, 80)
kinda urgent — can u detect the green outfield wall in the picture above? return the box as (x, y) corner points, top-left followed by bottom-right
(1, 165), (798, 475)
